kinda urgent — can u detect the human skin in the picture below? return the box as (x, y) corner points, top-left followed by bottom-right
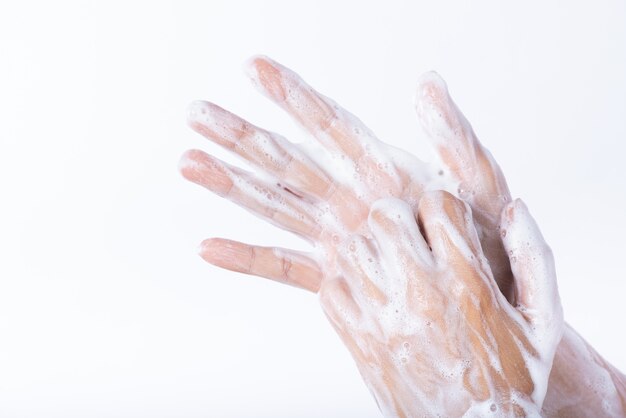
(321, 193), (562, 416)
(179, 56), (626, 416)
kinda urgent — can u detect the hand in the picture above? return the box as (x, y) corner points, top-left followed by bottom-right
(179, 56), (626, 416)
(180, 56), (513, 298)
(320, 193), (562, 417)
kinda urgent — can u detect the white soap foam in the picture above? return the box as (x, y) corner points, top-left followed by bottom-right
(317, 196), (564, 416)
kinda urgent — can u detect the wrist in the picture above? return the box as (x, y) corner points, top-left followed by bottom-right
(543, 323), (626, 417)
(463, 394), (543, 417)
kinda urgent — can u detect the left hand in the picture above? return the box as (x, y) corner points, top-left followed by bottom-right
(180, 56), (513, 296)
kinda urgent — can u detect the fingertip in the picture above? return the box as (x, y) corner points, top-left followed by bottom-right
(243, 55), (286, 101)
(417, 190), (483, 264)
(197, 237), (230, 264)
(243, 54), (273, 74)
(413, 71), (467, 151)
(500, 198), (529, 229)
(418, 190), (467, 221)
(178, 149), (204, 180)
(499, 200), (559, 332)
(243, 55), (262, 81)
(187, 99), (209, 124)
(197, 238), (251, 273)
(500, 198), (551, 265)
(415, 71), (448, 109)
(187, 100), (225, 134)
(178, 150), (233, 195)
(199, 236), (223, 249)
(367, 197), (413, 229)
(514, 198), (529, 213)
(416, 71), (447, 94)
(197, 238), (215, 261)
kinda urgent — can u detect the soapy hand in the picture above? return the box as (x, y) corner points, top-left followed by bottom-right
(320, 192), (563, 417)
(180, 56), (514, 298)
(179, 56), (626, 416)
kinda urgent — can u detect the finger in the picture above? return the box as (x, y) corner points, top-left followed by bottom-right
(415, 73), (514, 297)
(414, 72), (511, 218)
(500, 199), (563, 340)
(179, 149), (321, 241)
(417, 191), (501, 300)
(246, 56), (416, 203)
(198, 238), (322, 292)
(367, 197), (433, 278)
(245, 55), (375, 164)
(417, 190), (482, 263)
(187, 100), (335, 200)
(337, 235), (388, 306)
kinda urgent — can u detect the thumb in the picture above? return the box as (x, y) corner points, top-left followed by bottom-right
(500, 199), (564, 343)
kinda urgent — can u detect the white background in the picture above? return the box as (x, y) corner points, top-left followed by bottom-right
(1, 1), (625, 417)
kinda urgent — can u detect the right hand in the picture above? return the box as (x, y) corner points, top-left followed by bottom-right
(320, 193), (563, 417)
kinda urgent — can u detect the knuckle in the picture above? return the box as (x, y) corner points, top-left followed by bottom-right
(280, 256), (293, 279)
